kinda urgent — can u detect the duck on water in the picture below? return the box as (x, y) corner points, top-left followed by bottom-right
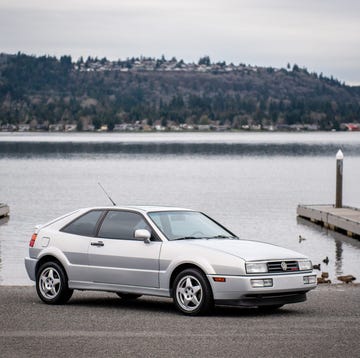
(0, 203), (9, 219)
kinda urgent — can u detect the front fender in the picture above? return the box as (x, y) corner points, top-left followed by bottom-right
(159, 242), (246, 290)
(159, 255), (215, 290)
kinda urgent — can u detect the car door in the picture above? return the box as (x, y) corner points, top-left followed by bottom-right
(59, 209), (105, 282)
(88, 210), (162, 287)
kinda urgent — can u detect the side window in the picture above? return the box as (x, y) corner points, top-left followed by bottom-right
(61, 210), (104, 237)
(98, 211), (151, 240)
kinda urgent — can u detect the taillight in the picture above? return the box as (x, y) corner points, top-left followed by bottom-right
(29, 233), (37, 247)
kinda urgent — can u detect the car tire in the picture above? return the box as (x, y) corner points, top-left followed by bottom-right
(36, 261), (73, 304)
(116, 293), (142, 300)
(173, 268), (213, 315)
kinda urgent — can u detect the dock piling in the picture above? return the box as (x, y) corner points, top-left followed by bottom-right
(297, 150), (360, 240)
(335, 149), (343, 208)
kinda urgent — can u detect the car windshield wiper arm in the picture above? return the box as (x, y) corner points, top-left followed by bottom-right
(206, 235), (239, 239)
(173, 235), (239, 241)
(172, 236), (200, 241)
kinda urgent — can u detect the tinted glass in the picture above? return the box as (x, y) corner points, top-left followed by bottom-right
(98, 211), (151, 240)
(148, 211), (234, 240)
(62, 210), (103, 237)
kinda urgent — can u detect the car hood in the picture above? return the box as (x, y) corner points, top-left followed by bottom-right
(183, 239), (307, 261)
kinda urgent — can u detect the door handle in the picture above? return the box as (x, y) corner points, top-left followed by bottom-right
(91, 241), (104, 247)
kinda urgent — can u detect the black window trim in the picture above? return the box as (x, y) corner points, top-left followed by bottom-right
(95, 209), (162, 242)
(60, 209), (106, 237)
(61, 208), (162, 241)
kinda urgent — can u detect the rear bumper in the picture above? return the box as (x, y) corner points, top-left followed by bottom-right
(208, 272), (316, 307)
(24, 257), (37, 281)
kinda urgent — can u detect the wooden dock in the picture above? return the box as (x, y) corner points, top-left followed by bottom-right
(0, 203), (10, 218)
(297, 204), (360, 239)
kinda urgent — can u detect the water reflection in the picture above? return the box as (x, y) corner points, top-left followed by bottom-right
(297, 217), (360, 278)
(297, 217), (360, 250)
(0, 236), (1, 282)
(1, 141), (360, 157)
(0, 216), (9, 285)
(0, 216), (10, 226)
(335, 241), (343, 276)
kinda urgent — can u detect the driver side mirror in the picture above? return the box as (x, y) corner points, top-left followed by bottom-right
(134, 229), (151, 244)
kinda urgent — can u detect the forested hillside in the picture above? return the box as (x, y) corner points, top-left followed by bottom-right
(1, 53), (359, 131)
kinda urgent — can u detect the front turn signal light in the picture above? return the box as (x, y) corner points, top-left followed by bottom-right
(213, 277), (226, 282)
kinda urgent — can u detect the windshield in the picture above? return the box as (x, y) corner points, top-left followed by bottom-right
(148, 211), (237, 241)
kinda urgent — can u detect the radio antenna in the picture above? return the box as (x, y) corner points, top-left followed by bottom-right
(98, 182), (116, 206)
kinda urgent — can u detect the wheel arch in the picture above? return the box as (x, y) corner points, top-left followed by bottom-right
(35, 254), (69, 280)
(169, 263), (211, 293)
(35, 254), (74, 304)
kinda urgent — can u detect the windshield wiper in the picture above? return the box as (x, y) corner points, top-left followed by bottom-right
(206, 235), (239, 239)
(172, 236), (201, 241)
(173, 235), (239, 241)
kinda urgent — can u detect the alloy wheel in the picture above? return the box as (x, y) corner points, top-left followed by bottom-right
(39, 267), (61, 299)
(176, 275), (203, 312)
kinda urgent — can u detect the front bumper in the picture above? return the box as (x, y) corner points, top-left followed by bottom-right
(215, 290), (307, 307)
(208, 272), (316, 307)
(24, 257), (37, 281)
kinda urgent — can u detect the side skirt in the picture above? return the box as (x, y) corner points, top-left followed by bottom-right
(68, 280), (170, 298)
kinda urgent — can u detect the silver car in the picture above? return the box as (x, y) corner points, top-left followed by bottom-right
(25, 206), (316, 315)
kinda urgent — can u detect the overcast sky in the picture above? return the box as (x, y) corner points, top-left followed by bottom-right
(1, 0), (359, 85)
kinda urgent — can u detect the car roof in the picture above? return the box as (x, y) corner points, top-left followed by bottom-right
(38, 206), (197, 232)
(80, 205), (195, 214)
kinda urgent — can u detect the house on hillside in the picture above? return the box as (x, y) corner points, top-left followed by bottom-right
(65, 124), (77, 132)
(18, 124), (30, 131)
(341, 123), (360, 131)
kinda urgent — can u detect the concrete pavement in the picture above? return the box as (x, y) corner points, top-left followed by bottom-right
(0, 285), (359, 357)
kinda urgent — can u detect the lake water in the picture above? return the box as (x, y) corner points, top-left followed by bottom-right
(1, 132), (360, 285)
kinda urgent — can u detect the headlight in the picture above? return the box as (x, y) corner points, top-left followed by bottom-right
(246, 262), (268, 274)
(298, 260), (312, 271)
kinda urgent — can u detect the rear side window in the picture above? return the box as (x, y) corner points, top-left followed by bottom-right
(98, 211), (151, 240)
(61, 210), (103, 237)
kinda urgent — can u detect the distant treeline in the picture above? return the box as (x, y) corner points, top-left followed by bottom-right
(0, 52), (360, 131)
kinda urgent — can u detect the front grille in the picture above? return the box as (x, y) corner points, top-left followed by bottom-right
(267, 261), (299, 273)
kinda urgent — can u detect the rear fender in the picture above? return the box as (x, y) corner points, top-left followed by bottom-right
(36, 247), (71, 274)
